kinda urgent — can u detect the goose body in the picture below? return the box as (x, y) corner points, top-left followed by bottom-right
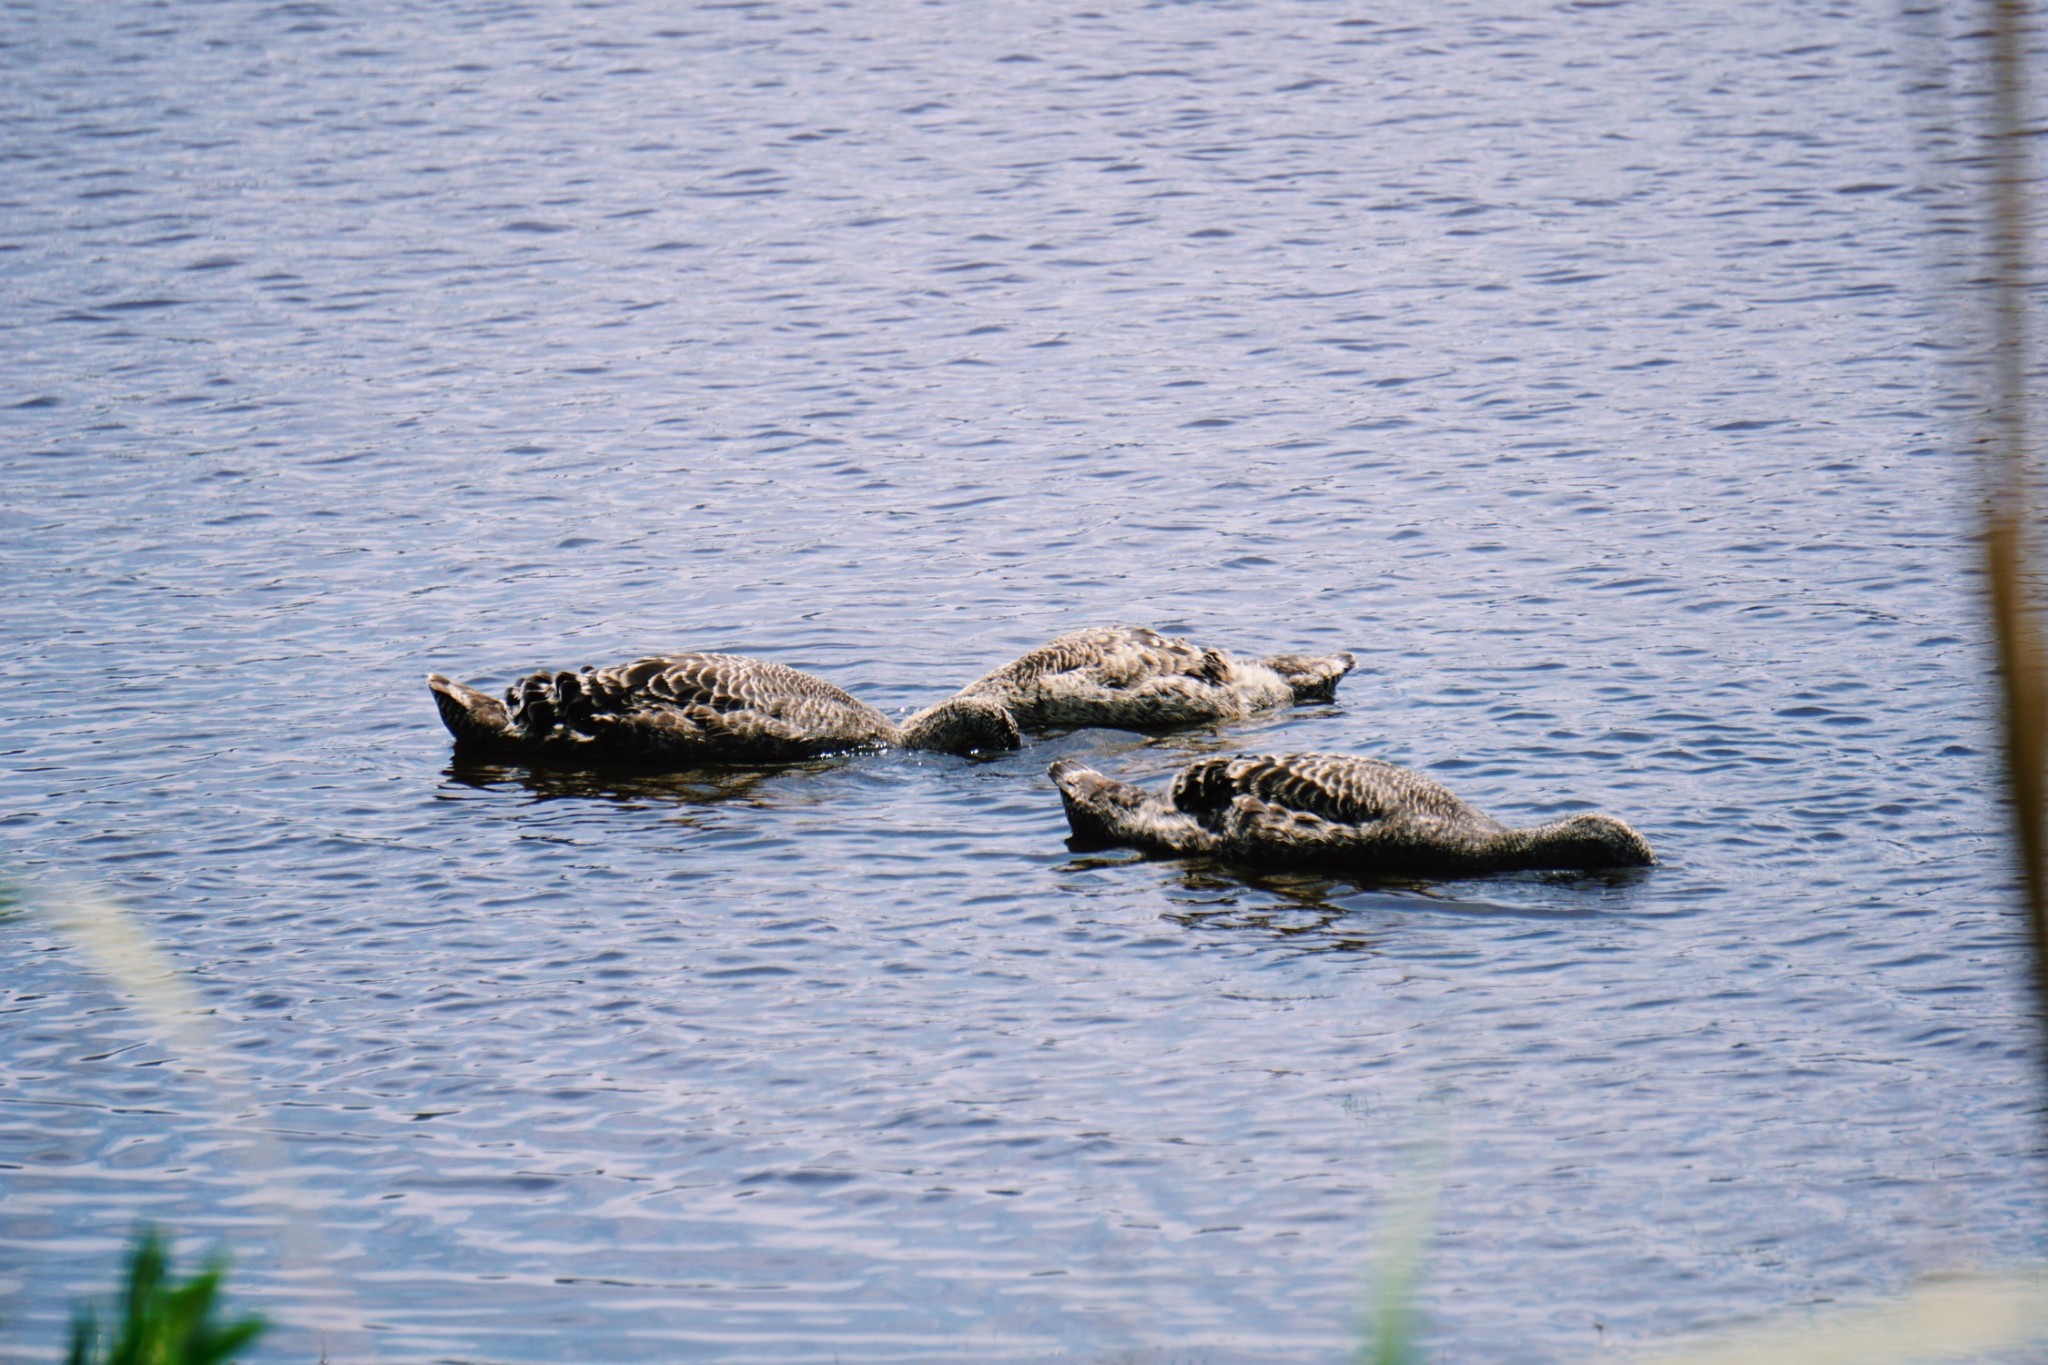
(1049, 753), (1654, 876)
(946, 626), (1354, 731)
(428, 653), (1018, 764)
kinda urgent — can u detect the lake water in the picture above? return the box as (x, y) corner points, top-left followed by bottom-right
(2, 0), (2042, 1360)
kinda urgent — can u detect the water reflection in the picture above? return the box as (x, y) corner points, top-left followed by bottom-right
(1080, 847), (1650, 923)
(1146, 858), (1648, 953)
(1163, 866), (1382, 953)
(1166, 904), (1378, 954)
(440, 754), (806, 807)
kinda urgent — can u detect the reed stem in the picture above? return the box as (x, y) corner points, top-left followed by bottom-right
(1982, 0), (2048, 1059)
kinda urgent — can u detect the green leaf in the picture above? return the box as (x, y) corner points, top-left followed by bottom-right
(64, 1227), (267, 1365)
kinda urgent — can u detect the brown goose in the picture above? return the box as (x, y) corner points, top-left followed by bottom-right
(1049, 752), (1654, 875)
(428, 653), (1019, 764)
(942, 626), (1354, 731)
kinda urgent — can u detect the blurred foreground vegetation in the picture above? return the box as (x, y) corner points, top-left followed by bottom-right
(64, 1228), (265, 1365)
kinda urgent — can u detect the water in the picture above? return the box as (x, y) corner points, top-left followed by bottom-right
(1, 0), (2039, 1359)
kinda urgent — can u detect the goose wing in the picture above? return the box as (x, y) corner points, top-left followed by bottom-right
(507, 653), (892, 753)
(954, 627), (1241, 727)
(580, 653), (870, 715)
(966, 626), (1231, 693)
(1170, 753), (1474, 827)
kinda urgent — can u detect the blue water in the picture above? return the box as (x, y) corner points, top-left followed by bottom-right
(1, 0), (2040, 1360)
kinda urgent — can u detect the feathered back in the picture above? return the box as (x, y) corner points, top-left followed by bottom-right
(949, 626), (1347, 729)
(1053, 752), (1654, 874)
(1170, 754), (1484, 830)
(503, 653), (880, 743)
(957, 626), (1229, 696)
(430, 652), (904, 764)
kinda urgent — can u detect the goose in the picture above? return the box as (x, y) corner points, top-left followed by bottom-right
(942, 626), (1354, 731)
(1049, 752), (1654, 875)
(428, 653), (1020, 764)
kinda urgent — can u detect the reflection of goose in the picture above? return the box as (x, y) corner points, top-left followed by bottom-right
(1049, 753), (1654, 876)
(441, 752), (789, 806)
(943, 626), (1354, 731)
(428, 653), (1019, 764)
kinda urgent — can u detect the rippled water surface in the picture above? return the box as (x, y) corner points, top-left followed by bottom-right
(3, 0), (2041, 1360)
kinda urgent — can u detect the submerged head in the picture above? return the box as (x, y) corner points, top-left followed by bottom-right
(1527, 813), (1656, 870)
(901, 695), (1022, 755)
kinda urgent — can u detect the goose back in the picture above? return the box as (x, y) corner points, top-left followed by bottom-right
(433, 653), (899, 763)
(954, 626), (1349, 728)
(1170, 754), (1490, 831)
(1051, 752), (1653, 875)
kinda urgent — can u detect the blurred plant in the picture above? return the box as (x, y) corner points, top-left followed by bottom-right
(1353, 1130), (1445, 1365)
(1980, 0), (2048, 1048)
(64, 1226), (265, 1365)
(1631, 0), (2048, 1356)
(30, 880), (365, 1357)
(1631, 1270), (2048, 1364)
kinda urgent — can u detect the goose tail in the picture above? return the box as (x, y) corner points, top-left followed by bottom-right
(1048, 759), (1216, 854)
(428, 673), (518, 750)
(1262, 651), (1356, 703)
(1048, 759), (1139, 846)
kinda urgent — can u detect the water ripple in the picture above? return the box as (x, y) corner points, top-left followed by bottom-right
(0, 0), (2033, 1361)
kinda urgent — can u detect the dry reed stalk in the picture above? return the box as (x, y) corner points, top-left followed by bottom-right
(1982, 0), (2048, 1052)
